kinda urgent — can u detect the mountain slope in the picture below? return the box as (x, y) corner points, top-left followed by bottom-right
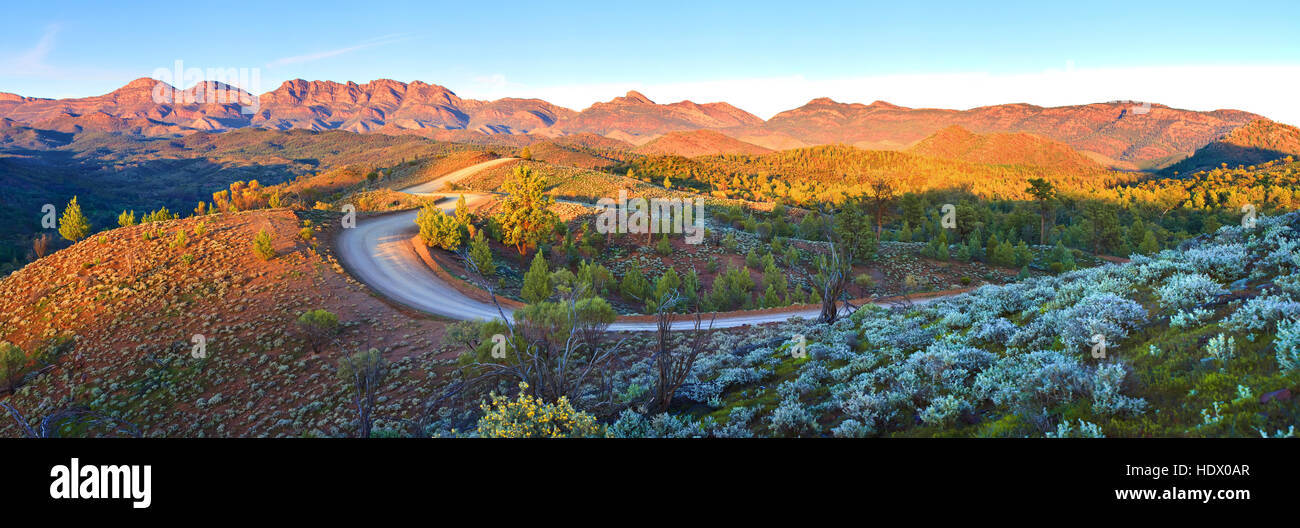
(750, 98), (1261, 168)
(907, 125), (1104, 171)
(1166, 119), (1300, 173)
(633, 129), (772, 157)
(0, 78), (575, 137)
(537, 91), (763, 143)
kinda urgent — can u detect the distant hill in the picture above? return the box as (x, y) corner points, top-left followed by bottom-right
(0, 79), (1280, 169)
(907, 125), (1104, 172)
(534, 91), (763, 143)
(0, 118), (73, 149)
(0, 78), (575, 137)
(633, 129), (772, 157)
(0, 127), (491, 271)
(1165, 119), (1300, 173)
(745, 98), (1260, 169)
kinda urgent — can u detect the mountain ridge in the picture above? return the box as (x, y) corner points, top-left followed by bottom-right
(0, 78), (1282, 168)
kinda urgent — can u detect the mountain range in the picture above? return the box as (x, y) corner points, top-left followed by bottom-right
(0, 78), (1291, 169)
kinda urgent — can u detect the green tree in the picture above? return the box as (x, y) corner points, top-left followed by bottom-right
(1025, 178), (1057, 245)
(252, 229), (275, 260)
(834, 201), (878, 262)
(621, 267), (650, 304)
(117, 210), (136, 228)
(454, 194), (471, 227)
(521, 252), (553, 304)
(1013, 241), (1033, 267)
(497, 165), (558, 256)
(468, 230), (496, 277)
(1138, 230), (1160, 255)
(655, 234), (672, 256)
(416, 203), (464, 251)
(58, 196), (91, 242)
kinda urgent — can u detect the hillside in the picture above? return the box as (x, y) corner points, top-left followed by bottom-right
(0, 78), (576, 137)
(604, 212), (1300, 437)
(535, 91), (764, 142)
(0, 127), (499, 273)
(907, 125), (1104, 171)
(1166, 119), (1300, 174)
(1, 80), (1278, 171)
(0, 209), (458, 438)
(633, 129), (772, 157)
(748, 98), (1260, 168)
(618, 144), (1135, 203)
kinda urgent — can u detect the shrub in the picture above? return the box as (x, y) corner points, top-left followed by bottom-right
(766, 396), (819, 436)
(919, 394), (970, 426)
(476, 382), (600, 438)
(1276, 318), (1300, 372)
(298, 227), (314, 241)
(853, 273), (874, 288)
(1156, 273), (1223, 311)
(0, 342), (30, 392)
(296, 309), (340, 355)
(605, 409), (707, 438)
(721, 232), (738, 252)
(1223, 295), (1300, 332)
(655, 235), (672, 256)
(416, 203), (465, 251)
(1045, 419), (1105, 438)
(252, 229), (276, 260)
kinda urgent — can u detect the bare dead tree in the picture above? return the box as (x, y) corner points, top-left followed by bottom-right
(336, 347), (388, 438)
(867, 176), (898, 237)
(2, 402), (141, 438)
(649, 289), (715, 413)
(456, 247), (624, 408)
(32, 233), (51, 259)
(794, 208), (855, 324)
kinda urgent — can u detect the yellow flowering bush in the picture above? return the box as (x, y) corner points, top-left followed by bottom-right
(475, 383), (601, 438)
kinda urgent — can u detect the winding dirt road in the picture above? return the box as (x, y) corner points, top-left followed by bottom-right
(336, 158), (960, 331)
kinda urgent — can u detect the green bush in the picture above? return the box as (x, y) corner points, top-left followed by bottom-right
(253, 229), (275, 260)
(296, 309), (340, 355)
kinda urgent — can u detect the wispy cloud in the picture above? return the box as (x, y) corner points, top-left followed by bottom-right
(266, 33), (413, 68)
(6, 24), (59, 76)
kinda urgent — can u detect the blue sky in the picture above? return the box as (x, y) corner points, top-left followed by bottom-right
(2, 1), (1298, 122)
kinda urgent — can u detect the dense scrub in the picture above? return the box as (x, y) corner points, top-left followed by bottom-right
(563, 213), (1300, 437)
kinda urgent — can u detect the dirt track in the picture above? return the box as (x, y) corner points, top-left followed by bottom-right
(335, 158), (965, 331)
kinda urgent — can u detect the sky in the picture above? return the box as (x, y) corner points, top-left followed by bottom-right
(2, 0), (1298, 124)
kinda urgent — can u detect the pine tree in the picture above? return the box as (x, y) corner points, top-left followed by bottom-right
(252, 229), (275, 260)
(1138, 230), (1159, 255)
(621, 267), (649, 304)
(454, 194), (471, 227)
(521, 252), (552, 304)
(58, 196), (91, 242)
(469, 231), (496, 277)
(955, 242), (972, 262)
